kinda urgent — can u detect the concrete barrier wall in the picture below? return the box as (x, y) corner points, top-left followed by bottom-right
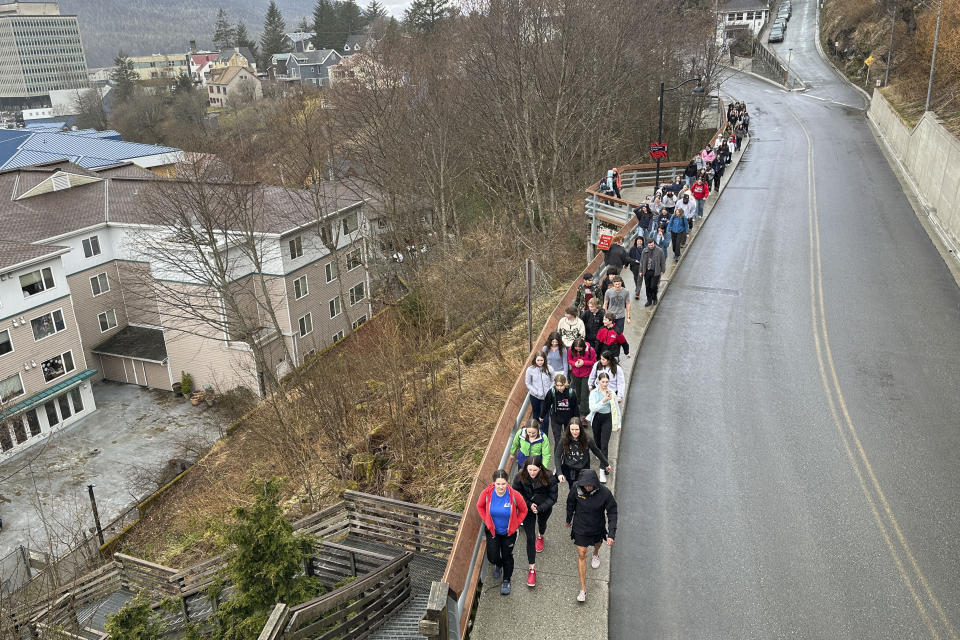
(868, 90), (960, 249)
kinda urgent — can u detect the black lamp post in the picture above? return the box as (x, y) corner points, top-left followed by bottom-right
(655, 77), (706, 194)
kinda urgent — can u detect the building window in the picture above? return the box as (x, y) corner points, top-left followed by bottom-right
(82, 235), (101, 258)
(44, 400), (59, 426)
(294, 275), (309, 299)
(31, 309), (66, 341)
(328, 296), (342, 319)
(0, 372), (24, 403)
(0, 329), (12, 356)
(346, 248), (362, 271)
(90, 272), (109, 296)
(298, 313), (312, 337)
(98, 309), (118, 332)
(325, 261), (337, 283)
(41, 350), (75, 382)
(352, 315), (367, 330)
(332, 330), (344, 342)
(341, 211), (359, 235)
(25, 409), (41, 436)
(349, 282), (365, 305)
(289, 235), (303, 259)
(20, 267), (55, 297)
(58, 394), (72, 419)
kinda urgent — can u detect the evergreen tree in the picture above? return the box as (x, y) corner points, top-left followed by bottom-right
(260, 1), (289, 69)
(312, 0), (340, 50)
(172, 70), (193, 94)
(109, 50), (138, 103)
(362, 0), (388, 24)
(209, 478), (323, 640)
(297, 16), (312, 32)
(404, 0), (454, 32)
(337, 0), (363, 39)
(235, 20), (259, 58)
(213, 8), (236, 50)
(104, 592), (167, 640)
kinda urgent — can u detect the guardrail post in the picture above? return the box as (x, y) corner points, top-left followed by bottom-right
(419, 581), (450, 640)
(349, 550), (357, 577)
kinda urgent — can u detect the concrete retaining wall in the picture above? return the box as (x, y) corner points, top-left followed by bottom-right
(868, 90), (960, 250)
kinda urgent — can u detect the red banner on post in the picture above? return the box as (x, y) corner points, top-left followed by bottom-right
(649, 142), (669, 160)
(597, 234), (613, 250)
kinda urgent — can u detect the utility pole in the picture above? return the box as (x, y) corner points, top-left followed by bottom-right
(921, 0), (943, 113)
(884, 4), (895, 87)
(87, 484), (104, 547)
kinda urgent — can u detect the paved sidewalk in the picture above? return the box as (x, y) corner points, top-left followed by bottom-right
(469, 136), (751, 639)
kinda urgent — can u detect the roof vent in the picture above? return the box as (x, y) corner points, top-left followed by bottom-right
(51, 172), (70, 191)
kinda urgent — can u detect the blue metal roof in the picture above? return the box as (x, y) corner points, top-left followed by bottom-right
(0, 369), (97, 421)
(0, 128), (179, 170)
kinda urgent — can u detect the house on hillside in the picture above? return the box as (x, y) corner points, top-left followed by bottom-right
(208, 66), (262, 108)
(188, 51), (220, 85)
(343, 33), (377, 56)
(213, 47), (258, 74)
(717, 0), (771, 45)
(272, 49), (343, 88)
(0, 160), (373, 460)
(284, 31), (316, 53)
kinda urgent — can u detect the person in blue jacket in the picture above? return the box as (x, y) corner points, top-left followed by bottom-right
(667, 209), (689, 261)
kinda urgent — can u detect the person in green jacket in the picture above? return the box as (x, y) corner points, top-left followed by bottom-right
(506, 418), (552, 472)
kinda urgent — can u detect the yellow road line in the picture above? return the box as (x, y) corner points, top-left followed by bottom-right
(793, 108), (957, 640)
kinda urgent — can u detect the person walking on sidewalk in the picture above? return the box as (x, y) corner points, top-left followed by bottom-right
(506, 418), (552, 472)
(639, 236), (666, 307)
(513, 456), (559, 588)
(567, 338), (596, 419)
(478, 469), (527, 596)
(557, 306), (585, 349)
(574, 272), (598, 313)
(711, 155), (724, 191)
(595, 313), (630, 360)
(556, 418), (611, 491)
(654, 222), (671, 262)
(580, 297), (605, 355)
(628, 235), (646, 300)
(588, 352), (625, 408)
(668, 208), (689, 262)
(542, 331), (569, 378)
(602, 275), (631, 333)
(690, 176), (710, 219)
(684, 157), (698, 186)
(602, 234), (632, 277)
(540, 373), (579, 446)
(565, 468), (617, 603)
(525, 352), (554, 431)
(587, 372), (620, 463)
(633, 203), (655, 239)
(678, 192), (697, 237)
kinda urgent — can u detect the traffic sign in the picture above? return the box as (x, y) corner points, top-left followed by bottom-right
(597, 234), (613, 250)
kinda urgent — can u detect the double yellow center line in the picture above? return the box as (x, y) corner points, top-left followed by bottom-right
(793, 109), (957, 640)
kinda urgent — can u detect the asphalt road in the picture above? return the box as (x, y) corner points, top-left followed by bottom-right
(609, 2), (960, 638)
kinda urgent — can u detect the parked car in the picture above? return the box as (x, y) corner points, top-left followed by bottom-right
(774, 17), (787, 31)
(769, 26), (784, 43)
(779, 3), (791, 18)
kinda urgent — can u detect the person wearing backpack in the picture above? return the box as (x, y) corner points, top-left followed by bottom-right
(477, 469), (528, 596)
(506, 418), (552, 472)
(540, 373), (579, 446)
(580, 297), (605, 355)
(574, 273), (598, 313)
(556, 418), (611, 491)
(565, 468), (617, 603)
(512, 456), (559, 587)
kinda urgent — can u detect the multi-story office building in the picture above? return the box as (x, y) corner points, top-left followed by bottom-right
(0, 160), (373, 461)
(0, 2), (89, 108)
(128, 53), (189, 82)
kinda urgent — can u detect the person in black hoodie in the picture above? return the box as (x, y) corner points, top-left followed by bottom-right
(540, 374), (579, 447)
(602, 234), (632, 276)
(566, 468), (617, 603)
(556, 418), (610, 491)
(512, 456), (559, 588)
(633, 203), (654, 239)
(580, 297), (605, 354)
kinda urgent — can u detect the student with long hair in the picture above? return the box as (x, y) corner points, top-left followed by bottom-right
(556, 418), (611, 491)
(506, 417), (552, 472)
(525, 352), (553, 432)
(512, 456), (559, 587)
(542, 331), (569, 378)
(477, 469), (528, 595)
(540, 373), (579, 446)
(587, 372), (619, 469)
(567, 338), (596, 419)
(588, 352), (626, 402)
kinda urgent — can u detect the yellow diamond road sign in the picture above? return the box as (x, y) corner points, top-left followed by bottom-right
(865, 55), (875, 66)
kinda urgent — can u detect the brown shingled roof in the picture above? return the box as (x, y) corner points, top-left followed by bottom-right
(0, 239), (68, 271)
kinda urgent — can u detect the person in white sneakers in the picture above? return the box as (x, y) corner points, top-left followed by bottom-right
(565, 469), (617, 603)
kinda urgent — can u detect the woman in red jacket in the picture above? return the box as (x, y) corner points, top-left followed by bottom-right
(567, 338), (596, 419)
(477, 468), (528, 595)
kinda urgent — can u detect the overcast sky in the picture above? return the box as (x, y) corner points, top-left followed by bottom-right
(382, 1), (413, 15)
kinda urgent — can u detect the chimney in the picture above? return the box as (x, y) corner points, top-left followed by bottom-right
(189, 40), (197, 53)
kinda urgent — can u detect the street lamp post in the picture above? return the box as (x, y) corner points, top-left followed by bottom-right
(655, 77), (706, 194)
(920, 0), (943, 113)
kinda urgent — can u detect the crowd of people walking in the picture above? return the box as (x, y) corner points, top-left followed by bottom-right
(478, 102), (747, 604)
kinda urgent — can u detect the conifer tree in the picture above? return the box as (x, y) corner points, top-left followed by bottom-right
(260, 1), (289, 69)
(109, 50), (138, 103)
(404, 0), (454, 32)
(235, 20), (259, 59)
(362, 0), (388, 24)
(213, 8), (236, 50)
(312, 0), (340, 50)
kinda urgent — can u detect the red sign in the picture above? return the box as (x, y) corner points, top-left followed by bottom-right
(597, 234), (613, 250)
(650, 142), (669, 160)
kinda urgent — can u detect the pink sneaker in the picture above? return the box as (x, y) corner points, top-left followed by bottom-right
(527, 568), (537, 587)
(535, 535), (544, 553)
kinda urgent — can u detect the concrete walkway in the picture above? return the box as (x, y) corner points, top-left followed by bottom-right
(469, 132), (751, 639)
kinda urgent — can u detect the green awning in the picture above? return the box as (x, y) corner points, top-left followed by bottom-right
(0, 369), (97, 421)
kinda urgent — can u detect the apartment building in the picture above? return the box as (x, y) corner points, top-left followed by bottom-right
(0, 2), (89, 106)
(0, 160), (372, 460)
(127, 53), (189, 82)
